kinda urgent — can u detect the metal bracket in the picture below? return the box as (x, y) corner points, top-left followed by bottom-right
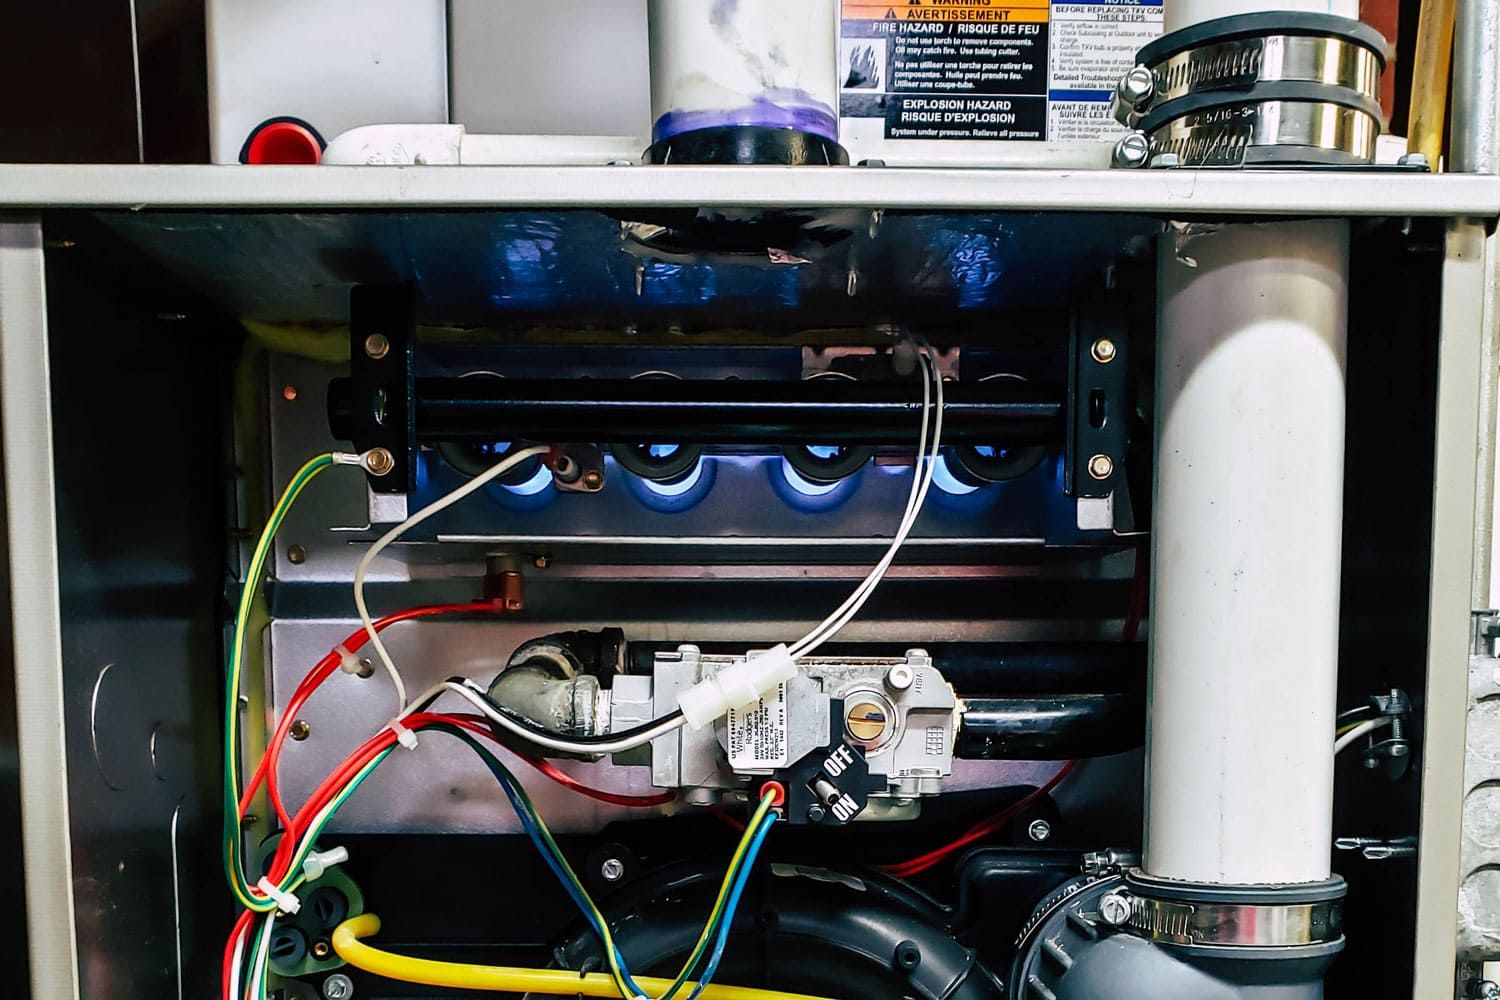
(1066, 298), (1131, 499)
(347, 284), (416, 494)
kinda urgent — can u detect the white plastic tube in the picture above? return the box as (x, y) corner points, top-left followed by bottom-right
(647, 0), (839, 144)
(1145, 220), (1349, 886)
(1166, 0), (1357, 31)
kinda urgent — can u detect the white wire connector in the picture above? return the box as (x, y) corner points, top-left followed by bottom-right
(387, 719), (419, 749)
(336, 647), (363, 675)
(331, 451), (365, 466)
(677, 644), (798, 730)
(301, 846), (349, 883)
(256, 877), (302, 914)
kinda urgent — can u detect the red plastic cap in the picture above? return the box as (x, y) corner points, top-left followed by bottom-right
(761, 781), (786, 808)
(246, 121), (322, 165)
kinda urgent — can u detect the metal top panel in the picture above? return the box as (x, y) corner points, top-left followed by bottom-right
(3, 164), (1499, 217)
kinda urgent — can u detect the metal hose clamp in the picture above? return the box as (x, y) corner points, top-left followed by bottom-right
(1098, 872), (1347, 948)
(1110, 12), (1388, 168)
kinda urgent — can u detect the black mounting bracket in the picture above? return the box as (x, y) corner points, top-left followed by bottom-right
(1066, 298), (1131, 499)
(346, 284), (416, 494)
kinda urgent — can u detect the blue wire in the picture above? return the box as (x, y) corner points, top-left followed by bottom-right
(685, 811), (779, 1000)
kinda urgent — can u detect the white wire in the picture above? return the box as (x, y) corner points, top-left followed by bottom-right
(228, 919), (248, 1000)
(354, 444), (552, 711)
(788, 340), (944, 659)
(398, 679), (688, 755)
(246, 910), (276, 1000)
(1334, 715), (1394, 755)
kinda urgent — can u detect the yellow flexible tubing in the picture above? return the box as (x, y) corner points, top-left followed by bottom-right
(333, 914), (835, 1000)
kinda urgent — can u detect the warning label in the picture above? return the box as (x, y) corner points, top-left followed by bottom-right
(727, 682), (789, 769)
(841, 0), (1162, 144)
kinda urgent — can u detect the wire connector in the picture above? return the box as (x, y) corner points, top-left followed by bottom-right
(331, 451), (365, 467)
(257, 877), (301, 914)
(387, 719), (419, 749)
(301, 846), (350, 882)
(677, 644), (797, 730)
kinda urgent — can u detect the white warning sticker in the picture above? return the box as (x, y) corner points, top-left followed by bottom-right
(727, 683), (790, 769)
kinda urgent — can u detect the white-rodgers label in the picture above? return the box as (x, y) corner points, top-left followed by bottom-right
(840, 0), (1163, 144)
(727, 683), (790, 769)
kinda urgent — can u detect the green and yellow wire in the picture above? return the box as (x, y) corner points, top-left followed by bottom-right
(223, 453), (338, 910)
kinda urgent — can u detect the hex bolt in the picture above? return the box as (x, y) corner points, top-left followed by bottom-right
(1027, 818), (1053, 843)
(364, 448), (395, 477)
(323, 973), (354, 1000)
(1098, 891), (1133, 926)
(363, 333), (391, 360)
(1091, 338), (1118, 364)
(289, 720), (311, 741)
(1116, 65), (1156, 110)
(807, 803), (827, 823)
(885, 664), (915, 692)
(1088, 454), (1115, 480)
(287, 544), (307, 565)
(1112, 132), (1151, 169)
(600, 858), (626, 882)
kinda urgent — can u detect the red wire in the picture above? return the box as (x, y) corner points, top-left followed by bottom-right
(878, 761), (1078, 878)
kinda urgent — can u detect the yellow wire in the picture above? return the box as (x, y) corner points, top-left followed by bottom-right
(333, 914), (833, 1000)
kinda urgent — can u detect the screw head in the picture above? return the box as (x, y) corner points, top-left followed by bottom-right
(1476, 982), (1500, 1000)
(312, 939), (332, 959)
(1088, 454), (1115, 481)
(1091, 339), (1118, 364)
(807, 803), (827, 823)
(356, 657), (375, 679)
(1116, 65), (1156, 109)
(364, 448), (395, 476)
(287, 544), (307, 565)
(600, 857), (626, 882)
(1027, 818), (1053, 843)
(289, 720), (311, 741)
(582, 470), (604, 490)
(885, 664), (915, 692)
(533, 555), (551, 569)
(1099, 891), (1132, 926)
(323, 973), (354, 1000)
(282, 385), (299, 402)
(1112, 132), (1151, 169)
(363, 333), (391, 360)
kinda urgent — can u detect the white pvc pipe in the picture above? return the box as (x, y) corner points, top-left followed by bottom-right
(1145, 220), (1349, 886)
(647, 0), (839, 143)
(1166, 0), (1357, 31)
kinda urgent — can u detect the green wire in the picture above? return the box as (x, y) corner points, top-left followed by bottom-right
(428, 723), (774, 1000)
(223, 453), (337, 910)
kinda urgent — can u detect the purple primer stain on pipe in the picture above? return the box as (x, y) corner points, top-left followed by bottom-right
(652, 90), (839, 144)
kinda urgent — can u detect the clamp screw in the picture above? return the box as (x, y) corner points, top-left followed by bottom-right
(1027, 818), (1053, 843)
(323, 973), (354, 1000)
(600, 858), (625, 882)
(885, 664), (915, 692)
(1091, 338), (1118, 364)
(1099, 891), (1133, 926)
(1112, 132), (1152, 169)
(1116, 65), (1156, 110)
(364, 448), (395, 477)
(363, 333), (391, 360)
(1088, 454), (1115, 481)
